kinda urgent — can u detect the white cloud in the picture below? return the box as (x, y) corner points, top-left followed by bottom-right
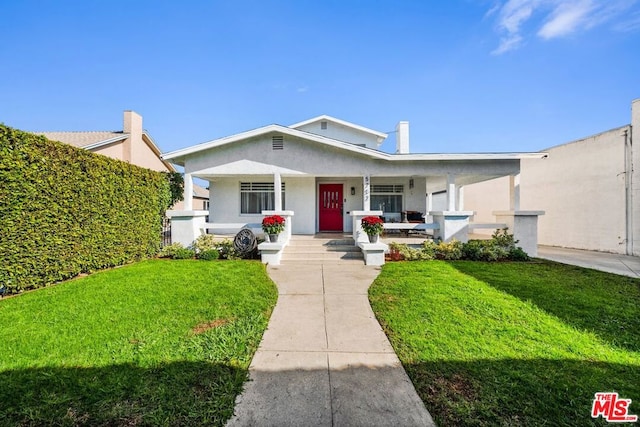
(537, 0), (595, 39)
(492, 34), (524, 54)
(489, 0), (640, 54)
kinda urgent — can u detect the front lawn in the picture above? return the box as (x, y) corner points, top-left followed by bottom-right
(0, 260), (277, 426)
(369, 260), (640, 426)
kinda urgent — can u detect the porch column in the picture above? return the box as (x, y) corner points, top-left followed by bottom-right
(509, 174), (520, 211)
(184, 173), (193, 210)
(274, 172), (282, 211)
(446, 174), (456, 211)
(363, 175), (371, 211)
(457, 186), (464, 210)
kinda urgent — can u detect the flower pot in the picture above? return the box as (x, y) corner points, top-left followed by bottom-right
(269, 233), (280, 243)
(368, 233), (379, 243)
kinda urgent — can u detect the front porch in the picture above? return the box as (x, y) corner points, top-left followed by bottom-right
(168, 170), (544, 265)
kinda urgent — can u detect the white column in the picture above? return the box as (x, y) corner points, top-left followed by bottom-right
(363, 175), (371, 211)
(274, 172), (282, 211)
(457, 186), (464, 210)
(509, 174), (521, 211)
(427, 192), (433, 213)
(446, 174), (456, 211)
(184, 172), (193, 210)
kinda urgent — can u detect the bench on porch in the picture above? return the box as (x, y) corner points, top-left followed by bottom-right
(200, 222), (263, 236)
(382, 222), (440, 236)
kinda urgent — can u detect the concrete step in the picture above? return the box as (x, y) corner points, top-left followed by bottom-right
(287, 245), (361, 253)
(282, 251), (364, 261)
(280, 234), (363, 264)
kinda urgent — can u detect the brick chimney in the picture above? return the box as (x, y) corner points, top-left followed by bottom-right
(396, 121), (410, 154)
(122, 110), (143, 163)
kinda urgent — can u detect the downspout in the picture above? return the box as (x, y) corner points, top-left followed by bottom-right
(624, 128), (633, 255)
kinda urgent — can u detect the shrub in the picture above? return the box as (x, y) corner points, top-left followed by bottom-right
(435, 240), (463, 260)
(388, 242), (435, 261)
(492, 227), (517, 247)
(509, 246), (530, 261)
(172, 248), (195, 259)
(461, 239), (486, 261)
(159, 243), (184, 258)
(217, 239), (242, 260)
(0, 125), (171, 294)
(191, 234), (216, 254)
(388, 229), (530, 263)
(197, 249), (220, 261)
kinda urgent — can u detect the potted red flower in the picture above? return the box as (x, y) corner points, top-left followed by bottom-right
(361, 216), (384, 243)
(262, 215), (286, 242)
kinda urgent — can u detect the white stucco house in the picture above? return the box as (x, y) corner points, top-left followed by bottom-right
(162, 115), (545, 264)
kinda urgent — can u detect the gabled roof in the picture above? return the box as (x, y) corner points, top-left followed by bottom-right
(163, 124), (391, 165)
(38, 131), (127, 149)
(37, 130), (176, 172)
(289, 115), (388, 140)
(162, 123), (546, 166)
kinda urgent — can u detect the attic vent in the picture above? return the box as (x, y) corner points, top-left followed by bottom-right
(320, 121), (328, 130)
(272, 135), (284, 150)
(371, 185), (404, 193)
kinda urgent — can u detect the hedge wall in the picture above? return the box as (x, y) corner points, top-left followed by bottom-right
(0, 124), (171, 293)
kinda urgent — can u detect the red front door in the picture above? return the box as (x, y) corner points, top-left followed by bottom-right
(319, 184), (343, 232)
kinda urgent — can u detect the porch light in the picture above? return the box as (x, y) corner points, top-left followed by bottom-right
(351, 187), (356, 195)
(409, 178), (414, 189)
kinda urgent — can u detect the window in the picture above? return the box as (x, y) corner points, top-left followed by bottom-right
(320, 121), (328, 130)
(240, 182), (285, 214)
(371, 184), (403, 213)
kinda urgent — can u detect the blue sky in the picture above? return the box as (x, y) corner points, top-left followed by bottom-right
(1, 0), (639, 154)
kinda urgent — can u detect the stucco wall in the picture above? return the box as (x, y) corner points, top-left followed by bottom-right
(131, 139), (169, 172)
(465, 128), (629, 253)
(209, 176), (316, 234)
(93, 142), (125, 162)
(295, 121), (381, 149)
(186, 134), (521, 183)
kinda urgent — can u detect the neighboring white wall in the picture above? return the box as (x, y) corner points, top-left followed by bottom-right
(465, 127), (629, 253)
(631, 99), (640, 256)
(465, 176), (511, 236)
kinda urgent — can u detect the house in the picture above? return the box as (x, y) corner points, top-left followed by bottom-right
(465, 98), (640, 256)
(36, 110), (209, 210)
(162, 115), (546, 264)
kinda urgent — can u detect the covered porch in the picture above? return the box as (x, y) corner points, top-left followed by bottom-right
(169, 167), (542, 266)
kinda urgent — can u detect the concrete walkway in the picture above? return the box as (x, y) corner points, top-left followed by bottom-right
(227, 263), (435, 427)
(537, 245), (640, 278)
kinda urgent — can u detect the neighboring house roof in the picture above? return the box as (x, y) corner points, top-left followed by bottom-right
(162, 123), (546, 166)
(37, 129), (177, 172)
(193, 184), (209, 199)
(289, 115), (388, 140)
(37, 131), (127, 149)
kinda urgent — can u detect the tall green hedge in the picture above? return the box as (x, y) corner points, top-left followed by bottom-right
(0, 124), (171, 293)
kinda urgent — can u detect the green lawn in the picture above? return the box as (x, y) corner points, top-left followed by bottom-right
(369, 260), (640, 426)
(0, 260), (277, 426)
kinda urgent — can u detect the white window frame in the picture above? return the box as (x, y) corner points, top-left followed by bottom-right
(240, 182), (286, 215)
(371, 184), (404, 214)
